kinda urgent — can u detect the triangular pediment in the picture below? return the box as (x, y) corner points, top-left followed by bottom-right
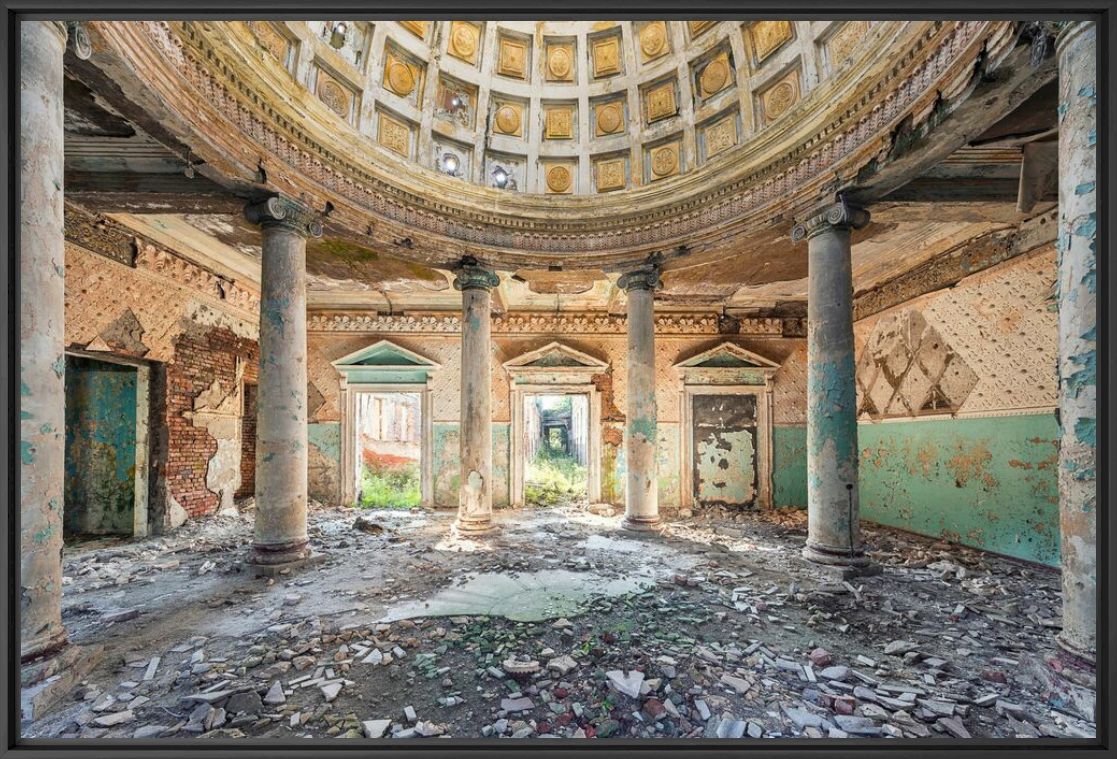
(332, 340), (440, 370)
(675, 342), (781, 370)
(503, 341), (609, 371)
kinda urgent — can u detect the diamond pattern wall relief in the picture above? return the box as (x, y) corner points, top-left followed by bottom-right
(857, 309), (978, 419)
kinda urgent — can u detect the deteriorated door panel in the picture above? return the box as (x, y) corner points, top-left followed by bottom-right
(692, 394), (758, 508)
(64, 356), (138, 537)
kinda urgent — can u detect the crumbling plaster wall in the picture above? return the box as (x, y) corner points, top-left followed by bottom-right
(772, 246), (1060, 565)
(64, 241), (260, 531)
(306, 327), (801, 511)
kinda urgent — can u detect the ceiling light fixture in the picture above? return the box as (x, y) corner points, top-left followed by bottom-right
(491, 166), (509, 189)
(329, 21), (349, 49)
(442, 153), (460, 176)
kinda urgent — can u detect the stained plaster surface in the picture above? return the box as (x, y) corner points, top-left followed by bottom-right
(23, 501), (1094, 740)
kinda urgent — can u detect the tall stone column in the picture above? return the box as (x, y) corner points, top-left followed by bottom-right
(792, 200), (870, 568)
(20, 20), (69, 661)
(1055, 20), (1096, 665)
(454, 260), (500, 533)
(618, 266), (661, 531)
(245, 196), (321, 570)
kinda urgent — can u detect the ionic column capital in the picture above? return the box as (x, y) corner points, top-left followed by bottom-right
(453, 261), (500, 291)
(617, 266), (661, 293)
(244, 196), (323, 238)
(66, 22), (92, 59)
(791, 199), (870, 243)
(1056, 20), (1094, 54)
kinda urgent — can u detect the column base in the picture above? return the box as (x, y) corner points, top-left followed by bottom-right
(246, 540), (322, 576)
(21, 643), (104, 722)
(454, 517), (496, 535)
(1056, 632), (1097, 668)
(802, 543), (876, 577)
(621, 515), (663, 532)
(20, 629), (69, 666)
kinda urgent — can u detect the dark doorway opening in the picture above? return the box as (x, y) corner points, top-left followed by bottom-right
(64, 355), (140, 539)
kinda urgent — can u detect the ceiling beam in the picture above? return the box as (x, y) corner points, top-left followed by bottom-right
(64, 170), (245, 215)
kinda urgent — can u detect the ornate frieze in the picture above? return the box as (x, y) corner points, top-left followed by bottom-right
(307, 311), (749, 335)
(132, 239), (260, 315)
(64, 204), (136, 266)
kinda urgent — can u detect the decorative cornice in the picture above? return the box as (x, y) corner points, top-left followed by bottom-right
(244, 196), (323, 238)
(452, 262), (500, 292)
(85, 19), (1019, 261)
(791, 199), (871, 243)
(617, 266), (662, 292)
(134, 240), (261, 315)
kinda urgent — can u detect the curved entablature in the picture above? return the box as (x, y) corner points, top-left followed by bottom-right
(79, 19), (1037, 269)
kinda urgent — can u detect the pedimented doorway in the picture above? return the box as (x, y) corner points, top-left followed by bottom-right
(505, 342), (607, 509)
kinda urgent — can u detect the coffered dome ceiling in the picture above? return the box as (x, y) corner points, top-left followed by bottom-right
(76, 19), (1040, 281)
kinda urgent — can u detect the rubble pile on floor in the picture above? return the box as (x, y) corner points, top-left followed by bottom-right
(25, 503), (1095, 740)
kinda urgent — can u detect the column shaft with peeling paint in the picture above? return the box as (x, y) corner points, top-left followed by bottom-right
(793, 201), (870, 567)
(619, 267), (661, 530)
(454, 262), (500, 533)
(20, 20), (69, 660)
(1055, 21), (1096, 664)
(245, 197), (320, 566)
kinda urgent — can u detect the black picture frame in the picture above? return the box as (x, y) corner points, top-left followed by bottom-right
(1, 2), (1111, 758)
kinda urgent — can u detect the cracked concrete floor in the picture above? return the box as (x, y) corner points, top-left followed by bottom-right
(23, 503), (1096, 741)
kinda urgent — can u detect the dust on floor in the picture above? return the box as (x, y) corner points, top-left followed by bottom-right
(22, 502), (1096, 740)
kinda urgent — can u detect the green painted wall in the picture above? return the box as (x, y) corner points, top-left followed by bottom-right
(771, 415), (1060, 566)
(64, 356), (137, 537)
(307, 422), (341, 504)
(308, 422), (341, 461)
(432, 422), (510, 508)
(859, 414), (1060, 566)
(772, 425), (808, 509)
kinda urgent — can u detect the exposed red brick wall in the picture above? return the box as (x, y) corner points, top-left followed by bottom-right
(159, 327), (259, 518)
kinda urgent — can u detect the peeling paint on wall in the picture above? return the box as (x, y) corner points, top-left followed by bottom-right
(691, 394), (758, 508)
(772, 415), (1060, 565)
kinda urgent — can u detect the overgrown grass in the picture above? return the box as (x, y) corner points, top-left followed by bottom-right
(359, 461), (421, 509)
(524, 446), (587, 508)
